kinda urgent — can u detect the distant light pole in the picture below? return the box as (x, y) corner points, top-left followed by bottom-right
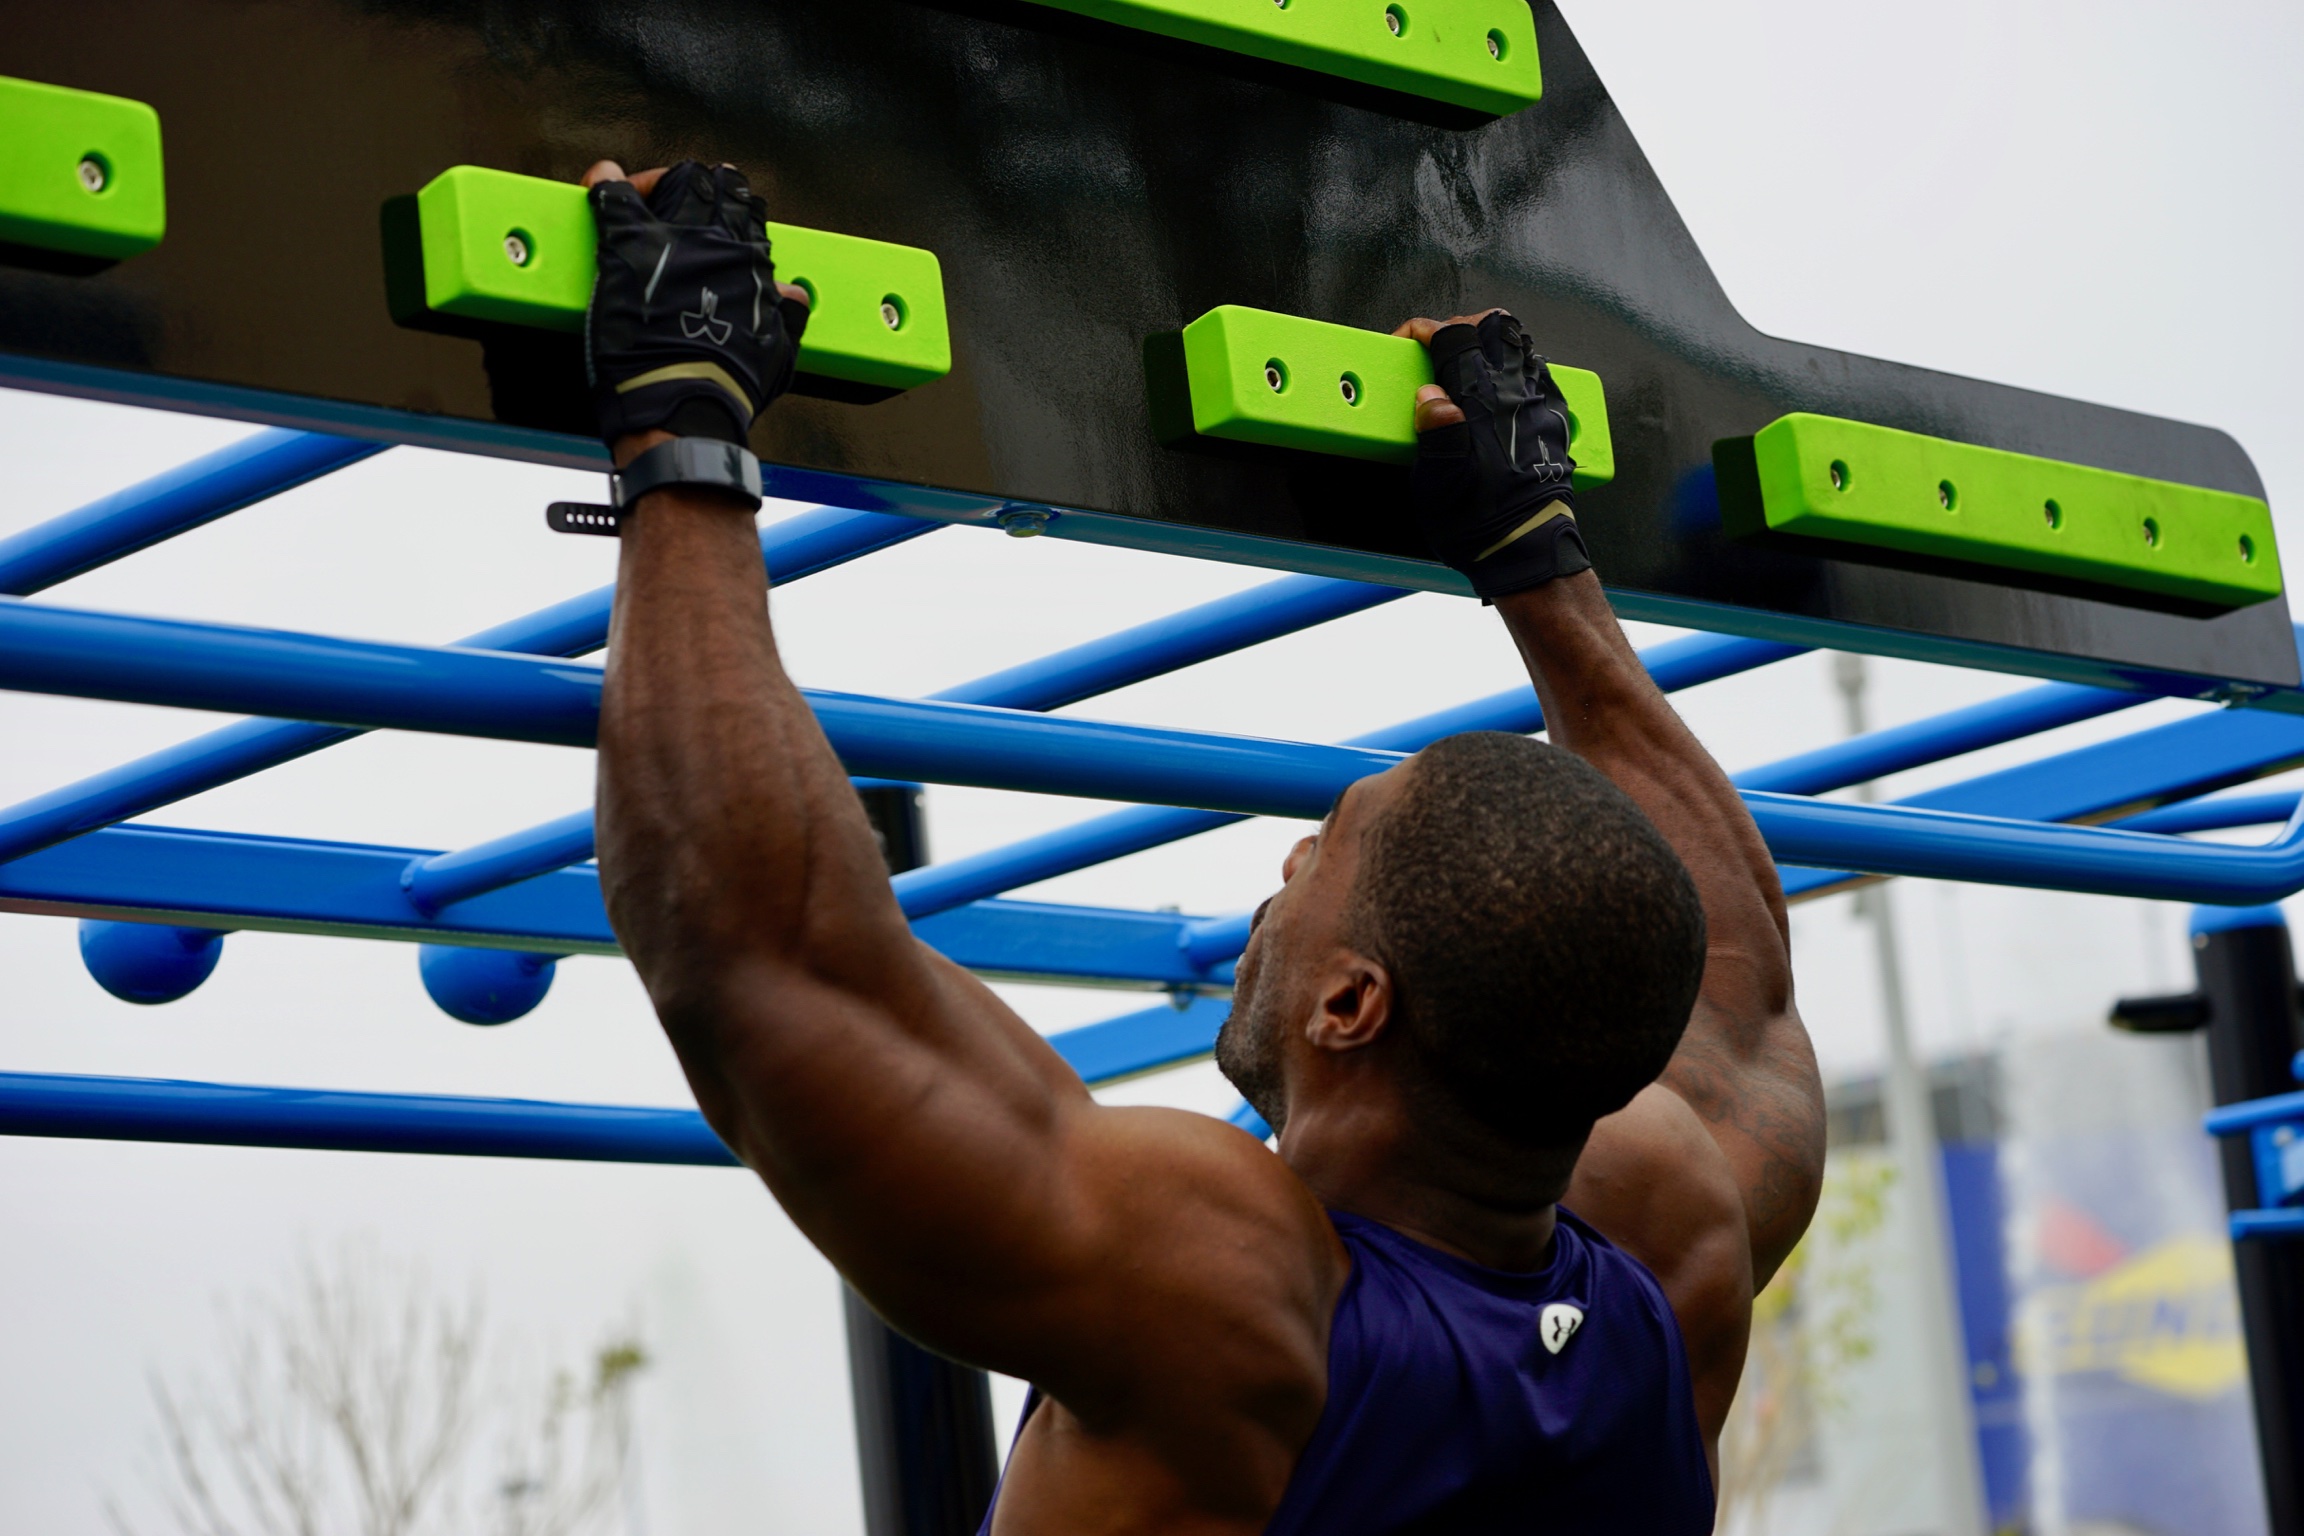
(1833, 653), (1989, 1536)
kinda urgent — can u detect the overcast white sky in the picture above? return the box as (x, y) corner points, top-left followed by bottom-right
(4, 2), (2302, 1531)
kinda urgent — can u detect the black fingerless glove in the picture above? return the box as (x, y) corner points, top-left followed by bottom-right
(586, 161), (810, 446)
(1410, 309), (1588, 599)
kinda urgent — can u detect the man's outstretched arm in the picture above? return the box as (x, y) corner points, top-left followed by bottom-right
(589, 165), (1338, 1493)
(1397, 309), (1824, 1434)
(1492, 571), (1823, 1286)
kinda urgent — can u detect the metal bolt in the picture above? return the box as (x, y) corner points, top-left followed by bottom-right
(1828, 461), (1846, 491)
(1338, 375), (1359, 405)
(503, 233), (531, 267)
(1486, 33), (1501, 59)
(77, 157), (107, 194)
(1265, 363), (1285, 392)
(880, 300), (903, 330)
(998, 507), (1051, 538)
(1386, 7), (1404, 36)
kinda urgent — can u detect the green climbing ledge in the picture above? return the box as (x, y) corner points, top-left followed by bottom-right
(0, 75), (166, 262)
(1751, 413), (2282, 610)
(1027, 0), (1540, 117)
(1177, 305), (1611, 488)
(409, 166), (951, 392)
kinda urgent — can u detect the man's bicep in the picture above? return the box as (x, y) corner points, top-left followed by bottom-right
(1654, 995), (1826, 1287)
(695, 950), (1338, 1407)
(1565, 1086), (1755, 1440)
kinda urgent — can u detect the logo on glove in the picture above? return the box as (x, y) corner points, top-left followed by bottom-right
(681, 288), (733, 347)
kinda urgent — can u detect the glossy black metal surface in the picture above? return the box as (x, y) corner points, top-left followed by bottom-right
(2, 0), (2292, 684)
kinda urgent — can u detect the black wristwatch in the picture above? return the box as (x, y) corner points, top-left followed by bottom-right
(545, 438), (764, 537)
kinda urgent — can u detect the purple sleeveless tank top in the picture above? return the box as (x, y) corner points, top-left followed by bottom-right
(976, 1206), (1714, 1534)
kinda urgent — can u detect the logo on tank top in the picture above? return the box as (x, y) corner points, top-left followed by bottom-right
(1539, 1303), (1585, 1355)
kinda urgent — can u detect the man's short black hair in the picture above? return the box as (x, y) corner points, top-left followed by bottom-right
(1347, 732), (1706, 1149)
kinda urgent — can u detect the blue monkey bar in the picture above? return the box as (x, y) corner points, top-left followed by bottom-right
(0, 429), (387, 596)
(404, 571), (1408, 912)
(7, 592), (2304, 903)
(0, 502), (934, 865)
(2, 420), (2304, 1162)
(0, 996), (1233, 1164)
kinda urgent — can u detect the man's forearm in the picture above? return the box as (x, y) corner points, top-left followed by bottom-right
(595, 450), (912, 1087)
(1492, 570), (1789, 1028)
(1494, 572), (1821, 1274)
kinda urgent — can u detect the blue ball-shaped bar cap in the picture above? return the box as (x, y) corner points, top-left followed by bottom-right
(418, 944), (557, 1026)
(79, 921), (224, 1004)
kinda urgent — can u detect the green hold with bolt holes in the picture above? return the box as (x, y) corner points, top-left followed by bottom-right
(1027, 0), (1540, 117)
(1751, 413), (2282, 609)
(1178, 305), (1612, 488)
(0, 75), (166, 262)
(410, 166), (951, 392)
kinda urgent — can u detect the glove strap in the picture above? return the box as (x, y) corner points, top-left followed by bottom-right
(544, 438), (764, 538)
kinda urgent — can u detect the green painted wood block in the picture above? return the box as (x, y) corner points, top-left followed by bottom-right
(410, 166), (952, 392)
(1029, 0), (1540, 117)
(1751, 413), (2282, 609)
(0, 75), (165, 262)
(1177, 304), (1611, 487)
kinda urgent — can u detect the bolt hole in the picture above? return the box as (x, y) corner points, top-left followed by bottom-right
(1385, 5), (1407, 37)
(1264, 358), (1289, 393)
(790, 275), (818, 307)
(77, 154), (110, 195)
(503, 230), (533, 268)
(2142, 517), (2160, 548)
(1827, 459), (1849, 492)
(2241, 533), (2258, 564)
(1486, 28), (1506, 60)
(880, 294), (907, 331)
(2044, 498), (2062, 530)
(1937, 479), (1958, 512)
(1339, 372), (1361, 406)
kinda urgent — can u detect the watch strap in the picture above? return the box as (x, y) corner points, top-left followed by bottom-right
(611, 437), (764, 511)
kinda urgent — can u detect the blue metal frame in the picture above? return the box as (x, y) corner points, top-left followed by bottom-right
(2206, 1085), (2304, 1242)
(404, 572), (1406, 912)
(0, 429), (387, 596)
(0, 997), (1236, 1163)
(3, 415), (2304, 1162)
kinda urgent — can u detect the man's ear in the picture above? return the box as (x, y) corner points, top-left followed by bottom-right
(1303, 951), (1396, 1053)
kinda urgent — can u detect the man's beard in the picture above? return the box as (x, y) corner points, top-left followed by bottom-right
(1214, 973), (1288, 1134)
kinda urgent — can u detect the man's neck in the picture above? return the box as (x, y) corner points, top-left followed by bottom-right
(1278, 1096), (1568, 1273)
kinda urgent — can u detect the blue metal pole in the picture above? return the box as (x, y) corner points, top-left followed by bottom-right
(0, 820), (1239, 987)
(402, 573), (1406, 911)
(0, 506), (935, 866)
(1733, 680), (2154, 795)
(401, 809), (598, 915)
(1779, 703), (2304, 901)
(892, 634), (1804, 924)
(0, 999), (1237, 1162)
(930, 574), (1405, 711)
(2114, 791), (2303, 836)
(9, 597), (2304, 901)
(0, 1070), (744, 1164)
(0, 429), (387, 596)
